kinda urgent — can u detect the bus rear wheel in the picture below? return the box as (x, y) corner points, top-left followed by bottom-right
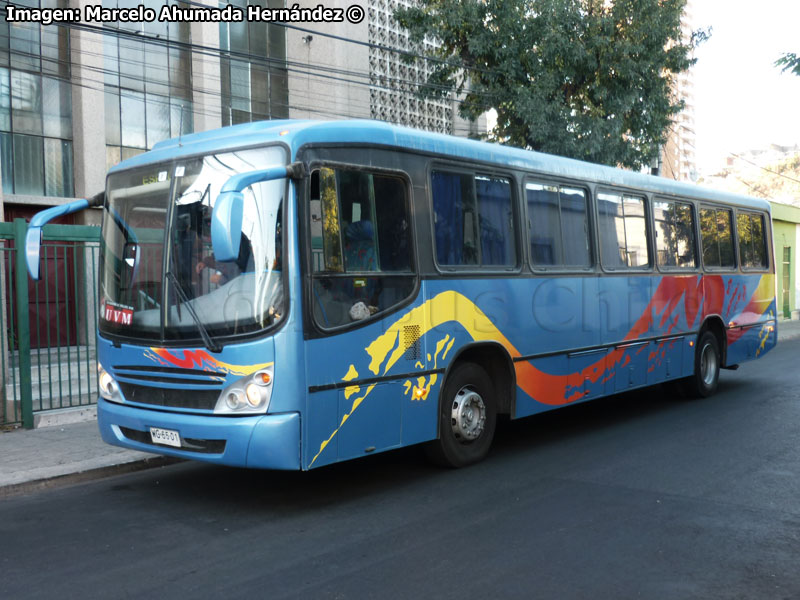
(425, 362), (497, 468)
(682, 331), (721, 398)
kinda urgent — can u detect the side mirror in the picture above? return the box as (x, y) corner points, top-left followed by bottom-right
(210, 191), (244, 262)
(26, 198), (89, 280)
(210, 163), (302, 262)
(26, 192), (104, 280)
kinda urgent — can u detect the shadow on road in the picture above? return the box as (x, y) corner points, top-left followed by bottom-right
(106, 377), (742, 512)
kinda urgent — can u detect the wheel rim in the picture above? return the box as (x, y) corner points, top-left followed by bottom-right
(450, 385), (486, 442)
(700, 342), (717, 387)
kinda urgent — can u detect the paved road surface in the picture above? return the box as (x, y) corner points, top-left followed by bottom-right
(2, 340), (799, 599)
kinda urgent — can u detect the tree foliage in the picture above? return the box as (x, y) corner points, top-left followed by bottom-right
(776, 53), (800, 77)
(395, 0), (704, 170)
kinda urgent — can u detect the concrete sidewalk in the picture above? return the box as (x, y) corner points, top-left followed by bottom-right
(2, 318), (800, 497)
(0, 418), (174, 498)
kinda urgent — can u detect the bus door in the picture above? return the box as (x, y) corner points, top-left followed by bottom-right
(305, 166), (420, 467)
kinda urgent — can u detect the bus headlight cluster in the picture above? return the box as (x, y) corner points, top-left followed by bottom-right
(215, 368), (274, 415)
(97, 362), (123, 403)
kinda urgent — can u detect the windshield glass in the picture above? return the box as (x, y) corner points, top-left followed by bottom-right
(99, 146), (287, 343)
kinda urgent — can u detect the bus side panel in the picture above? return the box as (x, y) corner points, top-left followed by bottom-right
(524, 277), (601, 355)
(725, 322), (777, 365)
(303, 291), (438, 469)
(336, 384), (402, 461)
(646, 337), (686, 385)
(598, 275), (654, 347)
(305, 390), (340, 469)
(718, 273), (777, 365)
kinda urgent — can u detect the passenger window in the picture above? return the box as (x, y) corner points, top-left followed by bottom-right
(737, 211), (768, 269)
(700, 207), (735, 269)
(432, 171), (516, 267)
(654, 199), (696, 269)
(309, 167), (415, 328)
(526, 181), (590, 268)
(598, 191), (650, 269)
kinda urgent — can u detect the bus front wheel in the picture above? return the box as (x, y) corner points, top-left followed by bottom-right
(426, 362), (497, 468)
(683, 331), (721, 398)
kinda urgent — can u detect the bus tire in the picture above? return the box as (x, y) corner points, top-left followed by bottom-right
(425, 362), (497, 468)
(683, 331), (721, 398)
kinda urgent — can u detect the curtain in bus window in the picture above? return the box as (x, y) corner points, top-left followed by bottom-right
(527, 182), (560, 266)
(432, 171), (466, 265)
(560, 188), (590, 267)
(750, 214), (767, 268)
(717, 210), (735, 267)
(476, 176), (514, 266)
(598, 192), (626, 268)
(623, 196), (648, 267)
(374, 174), (411, 272)
(737, 212), (757, 268)
(700, 208), (721, 267)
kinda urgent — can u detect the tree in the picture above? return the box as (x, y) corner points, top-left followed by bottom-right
(395, 0), (705, 170)
(776, 53), (800, 76)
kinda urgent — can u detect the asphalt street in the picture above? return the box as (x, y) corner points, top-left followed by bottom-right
(2, 339), (800, 599)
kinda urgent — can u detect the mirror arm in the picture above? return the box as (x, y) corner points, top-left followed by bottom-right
(26, 192), (105, 281)
(211, 162), (304, 263)
(219, 163), (302, 195)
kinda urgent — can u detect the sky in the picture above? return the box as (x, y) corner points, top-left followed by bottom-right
(691, 0), (800, 174)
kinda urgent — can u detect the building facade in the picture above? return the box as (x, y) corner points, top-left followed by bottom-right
(659, 0), (697, 182)
(771, 202), (800, 320)
(0, 0), (478, 224)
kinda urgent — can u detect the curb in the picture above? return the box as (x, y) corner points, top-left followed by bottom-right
(0, 456), (182, 500)
(33, 405), (97, 429)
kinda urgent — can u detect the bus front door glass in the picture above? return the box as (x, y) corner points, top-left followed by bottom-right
(310, 167), (414, 328)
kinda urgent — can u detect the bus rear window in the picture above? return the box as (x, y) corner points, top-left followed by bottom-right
(737, 211), (768, 269)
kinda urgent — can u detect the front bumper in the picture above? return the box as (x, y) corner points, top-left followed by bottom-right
(97, 398), (301, 470)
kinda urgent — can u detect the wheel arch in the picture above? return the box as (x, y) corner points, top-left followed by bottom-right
(437, 341), (516, 427)
(698, 315), (728, 367)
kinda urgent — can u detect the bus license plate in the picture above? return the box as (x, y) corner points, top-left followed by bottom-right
(150, 427), (181, 448)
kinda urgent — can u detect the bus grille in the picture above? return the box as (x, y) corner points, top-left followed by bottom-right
(112, 365), (226, 385)
(117, 382), (219, 411)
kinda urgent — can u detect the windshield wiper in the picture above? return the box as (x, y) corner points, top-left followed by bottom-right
(166, 270), (222, 353)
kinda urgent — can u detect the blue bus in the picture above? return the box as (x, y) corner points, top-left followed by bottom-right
(26, 120), (777, 469)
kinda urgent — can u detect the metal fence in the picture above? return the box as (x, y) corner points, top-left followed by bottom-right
(1, 219), (101, 428)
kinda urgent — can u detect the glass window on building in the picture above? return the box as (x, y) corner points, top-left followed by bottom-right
(0, 1), (73, 197)
(219, 0), (288, 126)
(103, 0), (194, 171)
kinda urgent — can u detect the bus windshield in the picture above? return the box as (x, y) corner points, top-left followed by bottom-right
(99, 145), (287, 344)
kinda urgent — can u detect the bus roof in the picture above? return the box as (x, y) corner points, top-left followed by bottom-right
(110, 119), (771, 213)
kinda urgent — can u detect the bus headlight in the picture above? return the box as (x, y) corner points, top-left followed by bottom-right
(214, 368), (274, 415)
(97, 363), (122, 403)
